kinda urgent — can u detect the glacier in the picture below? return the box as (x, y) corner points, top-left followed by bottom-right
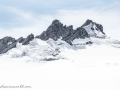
(0, 19), (120, 90)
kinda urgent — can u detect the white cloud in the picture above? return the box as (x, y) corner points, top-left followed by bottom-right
(54, 9), (120, 40)
(0, 2), (120, 40)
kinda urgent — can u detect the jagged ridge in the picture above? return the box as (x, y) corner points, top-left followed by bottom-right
(0, 34), (34, 54)
(36, 19), (89, 44)
(0, 19), (106, 54)
(36, 19), (106, 43)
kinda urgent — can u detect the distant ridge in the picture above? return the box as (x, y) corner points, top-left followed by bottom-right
(37, 19), (106, 44)
(0, 19), (106, 54)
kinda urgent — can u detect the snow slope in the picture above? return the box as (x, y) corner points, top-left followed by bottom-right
(0, 37), (120, 90)
(82, 22), (106, 38)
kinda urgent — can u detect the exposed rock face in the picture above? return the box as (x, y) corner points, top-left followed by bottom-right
(95, 23), (105, 34)
(36, 19), (73, 40)
(81, 19), (105, 35)
(0, 34), (34, 54)
(63, 27), (89, 44)
(37, 19), (105, 44)
(0, 37), (16, 54)
(0, 38), (21, 54)
(36, 19), (89, 44)
(0, 37), (16, 47)
(81, 19), (94, 27)
(22, 33), (34, 45)
(0, 19), (106, 54)
(18, 37), (25, 43)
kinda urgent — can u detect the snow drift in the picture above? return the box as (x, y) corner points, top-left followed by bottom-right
(0, 19), (120, 90)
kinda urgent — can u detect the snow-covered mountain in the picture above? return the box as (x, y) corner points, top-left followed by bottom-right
(0, 19), (120, 61)
(1, 19), (120, 90)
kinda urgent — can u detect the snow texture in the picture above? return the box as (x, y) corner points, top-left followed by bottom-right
(0, 37), (120, 90)
(0, 30), (120, 90)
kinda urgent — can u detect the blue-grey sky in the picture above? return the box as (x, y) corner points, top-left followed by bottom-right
(0, 0), (120, 39)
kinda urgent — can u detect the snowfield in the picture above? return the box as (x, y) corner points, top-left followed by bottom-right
(0, 37), (120, 90)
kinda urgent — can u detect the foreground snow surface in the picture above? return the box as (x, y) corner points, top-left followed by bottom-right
(0, 39), (120, 90)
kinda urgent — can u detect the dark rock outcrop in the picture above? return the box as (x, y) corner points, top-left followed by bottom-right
(0, 19), (105, 54)
(81, 19), (105, 35)
(0, 34), (34, 54)
(36, 19), (89, 44)
(22, 33), (34, 45)
(18, 37), (25, 43)
(0, 37), (16, 54)
(63, 27), (89, 44)
(81, 19), (94, 27)
(95, 23), (105, 34)
(0, 37), (16, 48)
(0, 37), (24, 54)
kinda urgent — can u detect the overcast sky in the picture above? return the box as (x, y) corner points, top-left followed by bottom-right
(0, 0), (120, 39)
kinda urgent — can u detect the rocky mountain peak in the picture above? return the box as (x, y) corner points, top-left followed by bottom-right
(52, 19), (60, 24)
(0, 19), (106, 54)
(0, 36), (16, 45)
(81, 19), (94, 27)
(81, 19), (105, 35)
(37, 19), (106, 44)
(0, 34), (34, 54)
